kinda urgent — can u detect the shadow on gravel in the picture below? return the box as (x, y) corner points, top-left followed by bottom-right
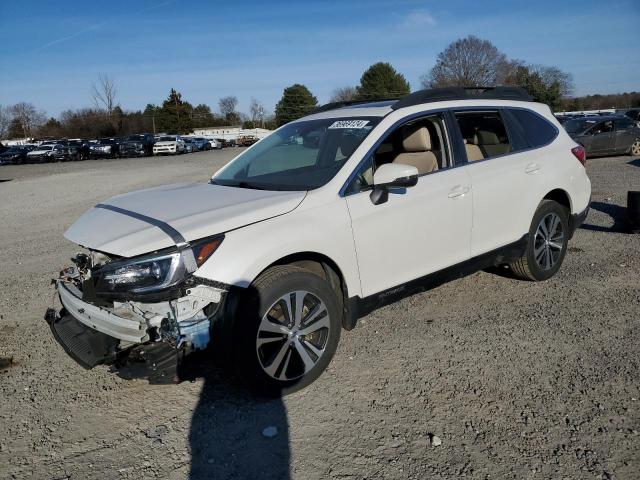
(580, 201), (630, 233)
(0, 178), (13, 183)
(182, 356), (290, 480)
(628, 158), (640, 167)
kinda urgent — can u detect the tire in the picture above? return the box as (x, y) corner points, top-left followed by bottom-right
(233, 265), (341, 396)
(629, 139), (640, 156)
(510, 200), (570, 281)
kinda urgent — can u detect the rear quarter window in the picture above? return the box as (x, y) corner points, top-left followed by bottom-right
(509, 109), (558, 148)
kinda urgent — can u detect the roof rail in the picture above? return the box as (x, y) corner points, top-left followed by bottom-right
(311, 98), (400, 114)
(391, 86), (533, 110)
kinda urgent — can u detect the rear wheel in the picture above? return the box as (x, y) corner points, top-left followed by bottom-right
(510, 200), (569, 281)
(234, 265), (341, 396)
(629, 139), (640, 156)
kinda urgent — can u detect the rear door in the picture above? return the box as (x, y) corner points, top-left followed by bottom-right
(451, 109), (543, 257)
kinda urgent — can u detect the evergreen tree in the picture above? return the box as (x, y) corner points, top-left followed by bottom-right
(275, 84), (318, 126)
(157, 89), (193, 133)
(356, 62), (410, 100)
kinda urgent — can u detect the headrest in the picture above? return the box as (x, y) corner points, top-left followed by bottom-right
(402, 125), (432, 152)
(473, 130), (499, 145)
(339, 135), (360, 157)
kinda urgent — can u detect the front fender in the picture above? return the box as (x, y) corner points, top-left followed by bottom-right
(194, 198), (362, 297)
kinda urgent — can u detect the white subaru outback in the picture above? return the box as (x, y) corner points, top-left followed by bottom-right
(46, 87), (591, 394)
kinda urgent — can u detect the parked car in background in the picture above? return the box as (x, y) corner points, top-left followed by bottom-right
(564, 115), (640, 157)
(46, 87), (591, 394)
(205, 137), (223, 149)
(0, 145), (34, 165)
(50, 146), (80, 162)
(89, 138), (120, 159)
(26, 144), (62, 163)
(236, 135), (259, 147)
(189, 137), (210, 151)
(153, 135), (186, 155)
(183, 137), (196, 153)
(120, 133), (155, 157)
(67, 139), (91, 160)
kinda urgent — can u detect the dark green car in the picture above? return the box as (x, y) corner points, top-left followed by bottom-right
(565, 115), (640, 157)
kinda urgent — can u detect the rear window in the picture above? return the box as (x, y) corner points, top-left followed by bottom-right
(508, 109), (558, 148)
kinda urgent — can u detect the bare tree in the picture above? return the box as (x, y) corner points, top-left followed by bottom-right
(9, 102), (46, 138)
(421, 35), (510, 88)
(329, 86), (358, 103)
(533, 65), (574, 96)
(92, 73), (118, 114)
(218, 96), (238, 120)
(249, 98), (266, 127)
(0, 105), (10, 139)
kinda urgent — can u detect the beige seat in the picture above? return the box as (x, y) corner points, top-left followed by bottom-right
(392, 125), (438, 174)
(464, 138), (484, 161)
(473, 130), (510, 158)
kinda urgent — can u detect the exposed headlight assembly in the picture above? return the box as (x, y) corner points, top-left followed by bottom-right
(93, 236), (222, 299)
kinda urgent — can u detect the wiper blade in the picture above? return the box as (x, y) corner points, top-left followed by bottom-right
(210, 180), (267, 190)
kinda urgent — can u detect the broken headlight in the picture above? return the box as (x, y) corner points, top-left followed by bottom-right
(94, 251), (184, 295)
(93, 236), (223, 298)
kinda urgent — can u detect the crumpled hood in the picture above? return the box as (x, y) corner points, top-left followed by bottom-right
(65, 183), (306, 257)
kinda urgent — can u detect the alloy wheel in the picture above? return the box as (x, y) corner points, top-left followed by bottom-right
(631, 140), (640, 156)
(256, 290), (330, 381)
(533, 212), (564, 270)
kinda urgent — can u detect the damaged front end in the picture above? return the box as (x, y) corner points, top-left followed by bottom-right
(45, 237), (227, 384)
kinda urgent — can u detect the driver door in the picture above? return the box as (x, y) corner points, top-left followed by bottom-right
(344, 113), (472, 297)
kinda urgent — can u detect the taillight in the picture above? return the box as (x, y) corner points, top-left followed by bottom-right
(571, 145), (586, 166)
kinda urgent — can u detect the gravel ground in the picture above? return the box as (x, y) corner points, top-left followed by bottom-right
(0, 151), (638, 480)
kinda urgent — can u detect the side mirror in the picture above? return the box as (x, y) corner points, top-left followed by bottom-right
(370, 163), (419, 205)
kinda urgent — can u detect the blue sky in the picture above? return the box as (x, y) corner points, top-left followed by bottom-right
(0, 0), (638, 117)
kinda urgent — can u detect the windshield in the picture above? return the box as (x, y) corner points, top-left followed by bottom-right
(127, 135), (143, 141)
(158, 136), (176, 142)
(37, 145), (53, 151)
(5, 147), (23, 153)
(564, 119), (599, 134)
(212, 117), (380, 191)
(98, 139), (114, 144)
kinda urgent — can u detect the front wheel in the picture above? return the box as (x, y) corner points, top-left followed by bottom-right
(234, 265), (341, 396)
(510, 200), (569, 281)
(629, 139), (640, 156)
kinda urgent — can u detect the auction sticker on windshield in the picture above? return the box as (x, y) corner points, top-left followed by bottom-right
(328, 120), (370, 129)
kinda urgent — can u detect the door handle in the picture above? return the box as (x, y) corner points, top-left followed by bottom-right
(448, 186), (470, 198)
(525, 163), (541, 174)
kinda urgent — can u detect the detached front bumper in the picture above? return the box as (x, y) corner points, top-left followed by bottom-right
(45, 277), (228, 383)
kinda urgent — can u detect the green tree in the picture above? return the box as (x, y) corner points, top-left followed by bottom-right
(192, 103), (216, 128)
(505, 66), (562, 110)
(275, 84), (318, 126)
(156, 89), (193, 134)
(356, 62), (410, 100)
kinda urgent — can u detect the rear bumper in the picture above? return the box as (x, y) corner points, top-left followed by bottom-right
(569, 201), (590, 238)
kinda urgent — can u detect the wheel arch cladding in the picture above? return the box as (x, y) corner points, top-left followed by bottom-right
(543, 188), (572, 212)
(258, 252), (350, 330)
